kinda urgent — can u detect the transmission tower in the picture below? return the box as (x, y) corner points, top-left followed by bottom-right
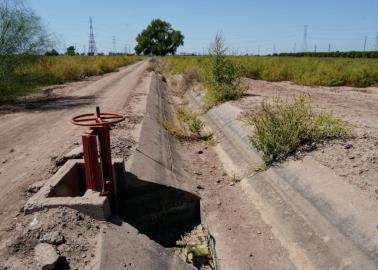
(328, 43), (331, 52)
(301, 25), (308, 52)
(293, 42), (297, 53)
(88, 17), (97, 55)
(363, 36), (367, 51)
(375, 27), (378, 51)
(314, 44), (317, 52)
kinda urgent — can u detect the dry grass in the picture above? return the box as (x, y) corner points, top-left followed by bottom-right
(159, 108), (212, 142)
(1, 55), (141, 102)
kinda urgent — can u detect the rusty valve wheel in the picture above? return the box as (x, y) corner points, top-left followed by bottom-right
(71, 107), (125, 127)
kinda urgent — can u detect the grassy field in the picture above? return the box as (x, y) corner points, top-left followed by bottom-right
(0, 55), (141, 103)
(162, 56), (378, 88)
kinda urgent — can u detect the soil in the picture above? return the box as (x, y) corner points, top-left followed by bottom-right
(177, 139), (294, 270)
(233, 79), (378, 196)
(0, 61), (150, 269)
(0, 207), (102, 270)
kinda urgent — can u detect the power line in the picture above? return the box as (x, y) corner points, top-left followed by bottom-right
(112, 36), (116, 53)
(88, 17), (97, 55)
(301, 25), (308, 52)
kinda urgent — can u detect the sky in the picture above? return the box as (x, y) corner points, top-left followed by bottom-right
(28, 0), (378, 55)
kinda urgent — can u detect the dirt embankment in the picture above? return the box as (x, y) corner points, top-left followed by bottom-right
(234, 79), (378, 196)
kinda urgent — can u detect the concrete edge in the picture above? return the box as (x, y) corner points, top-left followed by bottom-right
(24, 159), (130, 221)
(126, 72), (199, 196)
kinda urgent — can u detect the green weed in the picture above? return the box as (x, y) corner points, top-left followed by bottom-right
(244, 95), (351, 163)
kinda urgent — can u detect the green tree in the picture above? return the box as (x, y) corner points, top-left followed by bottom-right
(66, 45), (75, 56)
(0, 0), (52, 101)
(135, 19), (184, 56)
(45, 48), (59, 56)
(204, 33), (246, 109)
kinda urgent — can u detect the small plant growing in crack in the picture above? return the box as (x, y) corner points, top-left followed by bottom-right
(230, 173), (241, 183)
(158, 108), (211, 142)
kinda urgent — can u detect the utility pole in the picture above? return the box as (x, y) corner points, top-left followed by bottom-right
(363, 35), (367, 51)
(301, 25), (308, 52)
(112, 36), (116, 54)
(88, 17), (97, 55)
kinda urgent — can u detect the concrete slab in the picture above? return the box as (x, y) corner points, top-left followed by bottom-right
(98, 218), (196, 270)
(125, 73), (198, 195)
(25, 159), (126, 221)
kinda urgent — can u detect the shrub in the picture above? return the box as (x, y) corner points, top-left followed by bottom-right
(245, 95), (351, 163)
(203, 34), (246, 109)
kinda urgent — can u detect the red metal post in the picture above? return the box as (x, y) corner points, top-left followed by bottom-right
(95, 126), (114, 196)
(82, 130), (102, 191)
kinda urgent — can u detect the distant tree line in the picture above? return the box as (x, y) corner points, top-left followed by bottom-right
(272, 51), (378, 59)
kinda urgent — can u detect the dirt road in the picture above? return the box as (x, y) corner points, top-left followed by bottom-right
(0, 60), (148, 238)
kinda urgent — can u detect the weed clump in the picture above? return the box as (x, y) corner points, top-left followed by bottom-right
(245, 95), (351, 163)
(159, 108), (210, 141)
(204, 34), (246, 110)
(176, 108), (205, 135)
